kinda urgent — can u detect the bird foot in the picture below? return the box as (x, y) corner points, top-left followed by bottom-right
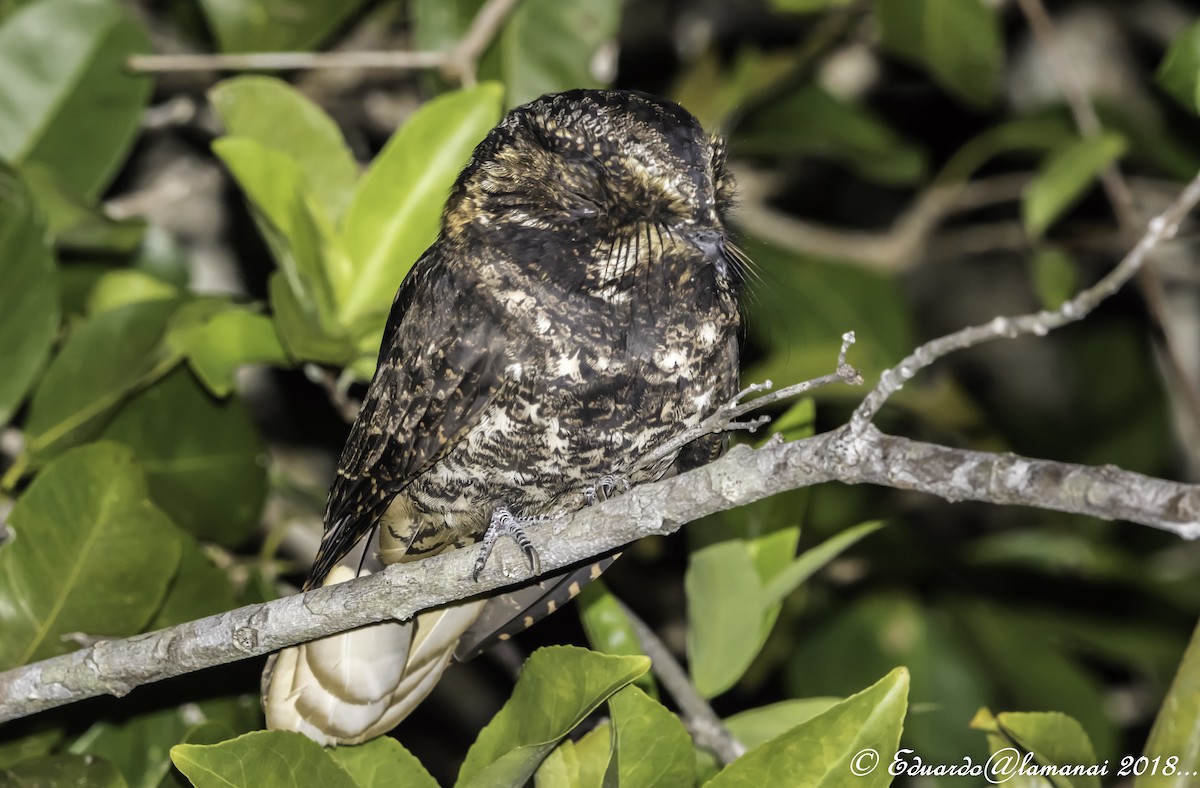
(473, 504), (547, 581)
(584, 473), (631, 505)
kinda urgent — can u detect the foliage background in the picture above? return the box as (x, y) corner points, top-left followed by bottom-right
(2, 0), (1200, 785)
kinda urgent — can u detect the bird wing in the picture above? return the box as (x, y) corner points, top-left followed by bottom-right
(306, 249), (510, 589)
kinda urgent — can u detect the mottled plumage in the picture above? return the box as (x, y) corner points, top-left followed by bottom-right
(265, 89), (742, 744)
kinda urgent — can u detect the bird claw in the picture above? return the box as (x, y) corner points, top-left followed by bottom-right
(473, 504), (546, 581)
(584, 473), (631, 505)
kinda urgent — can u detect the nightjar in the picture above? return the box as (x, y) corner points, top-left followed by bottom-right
(264, 89), (743, 745)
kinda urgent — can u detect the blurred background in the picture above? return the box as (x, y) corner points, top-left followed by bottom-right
(3, 0), (1200, 784)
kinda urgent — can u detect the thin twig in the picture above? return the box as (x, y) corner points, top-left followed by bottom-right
(849, 167), (1200, 432)
(616, 599), (746, 766)
(1015, 0), (1200, 443)
(636, 333), (862, 474)
(126, 0), (524, 76)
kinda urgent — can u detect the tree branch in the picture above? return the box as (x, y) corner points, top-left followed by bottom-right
(3, 423), (1199, 722)
(849, 166), (1200, 431)
(617, 599), (746, 766)
(1015, 0), (1200, 448)
(126, 0), (523, 76)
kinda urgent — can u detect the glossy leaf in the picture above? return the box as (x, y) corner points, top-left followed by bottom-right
(168, 301), (290, 397)
(607, 685), (694, 787)
(19, 161), (145, 253)
(972, 709), (1101, 788)
(0, 442), (182, 669)
(22, 298), (181, 463)
(0, 727), (63, 769)
(1023, 134), (1127, 240)
(724, 698), (841, 750)
(956, 601), (1116, 759)
(0, 0), (151, 198)
(736, 85), (927, 185)
(1, 753), (128, 787)
(0, 162), (58, 427)
(707, 668), (909, 787)
(1157, 20), (1200, 115)
(196, 0), (372, 53)
(210, 76), (359, 222)
(70, 703), (223, 788)
(456, 646), (649, 788)
(770, 0), (851, 10)
(1030, 246), (1078, 310)
(268, 272), (356, 365)
(1137, 618), (1200, 788)
(329, 737), (439, 788)
(101, 367), (267, 546)
(686, 539), (764, 698)
(171, 730), (357, 788)
(340, 84), (503, 340)
(761, 521), (884, 606)
(87, 269), (180, 316)
(876, 0), (1002, 107)
(786, 594), (991, 768)
(212, 137), (337, 327)
(496, 0), (622, 107)
(577, 580), (656, 698)
(149, 536), (238, 629)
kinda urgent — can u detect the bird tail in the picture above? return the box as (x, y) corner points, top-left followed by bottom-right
(262, 564), (485, 745)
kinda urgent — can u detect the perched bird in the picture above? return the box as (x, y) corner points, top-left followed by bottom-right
(263, 89), (744, 745)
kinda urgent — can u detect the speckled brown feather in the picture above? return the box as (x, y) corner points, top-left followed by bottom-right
(306, 90), (742, 598)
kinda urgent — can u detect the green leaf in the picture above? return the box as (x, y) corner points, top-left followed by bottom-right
(0, 0), (151, 198)
(707, 668), (909, 787)
(339, 83), (503, 341)
(678, 48), (800, 131)
(1156, 20), (1200, 115)
(0, 442), (182, 669)
(494, 0), (623, 108)
(785, 594), (991, 768)
(736, 85), (927, 185)
(209, 77), (358, 223)
(0, 162), (58, 428)
(87, 269), (180, 316)
(212, 137), (338, 328)
(196, 0), (372, 53)
(171, 730), (357, 788)
(1137, 618), (1200, 788)
(19, 161), (145, 253)
(1022, 134), (1127, 240)
(955, 601), (1116, 759)
(686, 539), (764, 697)
(972, 709), (1101, 788)
(577, 580), (657, 698)
(456, 646), (650, 788)
(770, 0), (851, 11)
(1, 753), (128, 787)
(0, 726), (63, 769)
(100, 367), (267, 546)
(1030, 246), (1078, 310)
(149, 536), (237, 629)
(607, 686), (694, 788)
(876, 0), (1003, 107)
(761, 521), (884, 606)
(168, 301), (290, 397)
(22, 298), (181, 463)
(329, 737), (439, 788)
(70, 704), (208, 788)
(268, 272), (356, 365)
(724, 698), (841, 750)
(938, 112), (1078, 184)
